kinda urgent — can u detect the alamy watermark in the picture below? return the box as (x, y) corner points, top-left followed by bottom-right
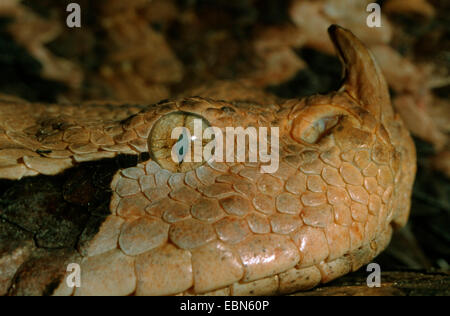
(170, 119), (280, 174)
(66, 263), (81, 288)
(366, 3), (382, 28)
(366, 263), (382, 288)
(66, 3), (81, 28)
(66, 2), (383, 29)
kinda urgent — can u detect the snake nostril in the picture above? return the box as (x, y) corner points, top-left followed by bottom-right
(300, 115), (341, 144)
(290, 105), (356, 144)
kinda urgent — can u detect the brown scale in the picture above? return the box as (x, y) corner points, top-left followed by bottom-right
(0, 26), (416, 296)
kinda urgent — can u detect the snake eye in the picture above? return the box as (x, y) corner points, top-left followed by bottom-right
(149, 112), (211, 172)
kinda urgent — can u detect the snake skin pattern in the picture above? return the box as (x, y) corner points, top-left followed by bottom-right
(0, 26), (416, 296)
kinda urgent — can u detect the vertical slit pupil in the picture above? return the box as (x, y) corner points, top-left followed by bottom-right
(178, 133), (185, 159)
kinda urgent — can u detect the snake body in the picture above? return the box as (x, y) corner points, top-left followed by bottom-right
(0, 26), (416, 296)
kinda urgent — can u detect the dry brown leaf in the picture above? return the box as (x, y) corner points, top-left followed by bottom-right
(431, 151), (450, 178)
(394, 94), (447, 150)
(384, 0), (435, 18)
(0, 1), (83, 89)
(290, 0), (392, 54)
(249, 26), (307, 86)
(428, 97), (450, 134)
(93, 0), (184, 103)
(371, 45), (429, 94)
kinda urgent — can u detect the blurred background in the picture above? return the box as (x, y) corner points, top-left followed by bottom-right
(0, 0), (448, 281)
